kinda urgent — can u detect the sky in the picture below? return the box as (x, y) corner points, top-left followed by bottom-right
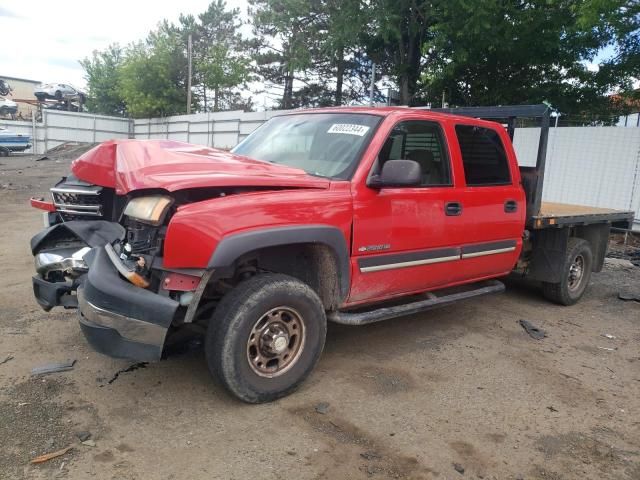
(0, 0), (249, 88)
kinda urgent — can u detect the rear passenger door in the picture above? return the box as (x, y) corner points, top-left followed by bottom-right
(450, 124), (525, 282)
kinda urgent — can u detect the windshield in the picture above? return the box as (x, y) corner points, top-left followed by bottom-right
(231, 113), (381, 179)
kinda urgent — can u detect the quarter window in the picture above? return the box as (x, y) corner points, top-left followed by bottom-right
(455, 125), (511, 186)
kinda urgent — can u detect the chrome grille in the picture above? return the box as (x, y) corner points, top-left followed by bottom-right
(51, 184), (103, 219)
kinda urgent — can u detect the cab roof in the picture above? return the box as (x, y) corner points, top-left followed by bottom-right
(278, 106), (499, 127)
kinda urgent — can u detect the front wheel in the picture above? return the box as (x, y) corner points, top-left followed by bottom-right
(206, 273), (327, 403)
(542, 238), (593, 306)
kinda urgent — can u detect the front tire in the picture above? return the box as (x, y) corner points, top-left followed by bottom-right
(55, 90), (62, 100)
(542, 238), (593, 306)
(206, 273), (327, 403)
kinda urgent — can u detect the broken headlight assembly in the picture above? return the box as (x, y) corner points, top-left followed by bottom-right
(123, 195), (173, 226)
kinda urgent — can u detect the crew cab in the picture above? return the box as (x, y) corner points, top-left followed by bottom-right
(29, 105), (634, 403)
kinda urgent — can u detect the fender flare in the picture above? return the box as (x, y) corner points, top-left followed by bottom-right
(208, 225), (351, 300)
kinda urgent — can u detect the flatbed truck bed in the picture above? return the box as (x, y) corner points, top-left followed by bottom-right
(531, 202), (635, 229)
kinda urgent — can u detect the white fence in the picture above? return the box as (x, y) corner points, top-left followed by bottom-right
(513, 127), (640, 229)
(0, 110), (131, 154)
(132, 110), (280, 148)
(1, 109), (639, 229)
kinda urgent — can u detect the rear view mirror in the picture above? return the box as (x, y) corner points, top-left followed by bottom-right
(369, 159), (422, 188)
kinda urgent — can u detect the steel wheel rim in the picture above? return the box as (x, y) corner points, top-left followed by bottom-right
(246, 306), (305, 378)
(568, 254), (585, 292)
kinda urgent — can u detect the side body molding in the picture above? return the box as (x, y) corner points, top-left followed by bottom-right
(208, 225), (351, 300)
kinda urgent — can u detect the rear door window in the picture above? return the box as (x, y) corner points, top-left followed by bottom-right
(455, 125), (511, 186)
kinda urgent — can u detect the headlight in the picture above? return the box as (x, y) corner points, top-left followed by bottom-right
(123, 195), (173, 226)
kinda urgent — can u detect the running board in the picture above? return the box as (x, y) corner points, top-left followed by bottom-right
(328, 280), (505, 326)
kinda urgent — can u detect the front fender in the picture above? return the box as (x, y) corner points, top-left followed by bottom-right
(209, 225), (351, 300)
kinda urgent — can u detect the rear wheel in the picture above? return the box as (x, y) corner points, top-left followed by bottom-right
(205, 273), (327, 403)
(542, 238), (593, 306)
(55, 90), (62, 100)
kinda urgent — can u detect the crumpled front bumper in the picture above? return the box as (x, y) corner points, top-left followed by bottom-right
(77, 247), (179, 362)
(31, 220), (180, 362)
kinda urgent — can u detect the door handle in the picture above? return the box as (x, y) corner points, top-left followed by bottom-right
(445, 201), (463, 216)
(504, 200), (518, 213)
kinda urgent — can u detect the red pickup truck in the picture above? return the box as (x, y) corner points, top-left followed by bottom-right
(30, 105), (634, 403)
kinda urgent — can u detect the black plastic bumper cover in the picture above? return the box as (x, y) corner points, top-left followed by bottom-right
(78, 246), (179, 362)
(32, 276), (78, 311)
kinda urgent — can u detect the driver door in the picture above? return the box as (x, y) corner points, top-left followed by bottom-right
(349, 119), (465, 304)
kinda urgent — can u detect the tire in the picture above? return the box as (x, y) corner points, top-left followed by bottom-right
(55, 90), (62, 100)
(0, 147), (9, 157)
(206, 273), (327, 403)
(542, 238), (593, 306)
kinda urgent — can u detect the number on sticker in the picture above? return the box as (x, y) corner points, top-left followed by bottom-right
(327, 124), (370, 136)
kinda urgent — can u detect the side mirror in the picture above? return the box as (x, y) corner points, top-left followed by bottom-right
(369, 159), (422, 188)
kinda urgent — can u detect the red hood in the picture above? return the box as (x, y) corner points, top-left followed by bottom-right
(71, 139), (329, 194)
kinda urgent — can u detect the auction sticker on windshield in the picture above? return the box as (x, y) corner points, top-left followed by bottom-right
(327, 124), (370, 136)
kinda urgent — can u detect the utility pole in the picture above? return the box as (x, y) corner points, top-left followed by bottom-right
(187, 33), (192, 115)
(369, 62), (376, 106)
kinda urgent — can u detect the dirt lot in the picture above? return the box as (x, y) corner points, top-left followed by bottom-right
(1, 152), (639, 480)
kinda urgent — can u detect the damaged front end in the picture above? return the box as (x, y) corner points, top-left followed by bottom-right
(30, 177), (203, 362)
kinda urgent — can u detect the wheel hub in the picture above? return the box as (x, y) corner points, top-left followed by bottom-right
(261, 325), (290, 355)
(247, 306), (305, 378)
(568, 254), (585, 291)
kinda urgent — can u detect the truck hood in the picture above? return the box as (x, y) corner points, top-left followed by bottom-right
(71, 139), (330, 194)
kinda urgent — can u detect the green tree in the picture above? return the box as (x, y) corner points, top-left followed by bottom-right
(80, 44), (126, 116)
(249, 0), (316, 109)
(119, 24), (188, 118)
(193, 0), (252, 111)
(421, 0), (640, 117)
(363, 0), (435, 105)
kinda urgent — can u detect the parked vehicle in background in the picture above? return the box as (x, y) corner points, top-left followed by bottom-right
(34, 83), (86, 102)
(28, 105), (634, 403)
(0, 79), (11, 96)
(0, 97), (18, 116)
(0, 128), (31, 156)
(43, 102), (82, 112)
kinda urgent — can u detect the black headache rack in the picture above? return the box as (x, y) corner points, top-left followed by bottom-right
(415, 104), (634, 230)
(416, 104), (551, 224)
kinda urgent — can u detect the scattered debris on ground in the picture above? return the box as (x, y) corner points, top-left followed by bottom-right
(360, 451), (382, 461)
(453, 462), (465, 474)
(618, 290), (640, 302)
(31, 359), (76, 376)
(81, 439), (96, 447)
(314, 402), (330, 415)
(103, 362), (148, 385)
(30, 445), (73, 464)
(76, 431), (91, 442)
(518, 319), (547, 339)
(0, 354), (13, 365)
(2, 154), (640, 478)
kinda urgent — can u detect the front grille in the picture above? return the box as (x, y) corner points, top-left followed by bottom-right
(51, 183), (104, 220)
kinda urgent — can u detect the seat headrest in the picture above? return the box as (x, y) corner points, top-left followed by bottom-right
(406, 149), (434, 164)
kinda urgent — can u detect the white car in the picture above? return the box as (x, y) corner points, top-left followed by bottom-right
(0, 97), (17, 116)
(34, 83), (86, 102)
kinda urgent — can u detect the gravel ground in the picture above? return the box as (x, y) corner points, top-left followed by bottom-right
(0, 152), (639, 480)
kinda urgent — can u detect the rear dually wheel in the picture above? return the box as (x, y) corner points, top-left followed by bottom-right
(542, 237), (593, 306)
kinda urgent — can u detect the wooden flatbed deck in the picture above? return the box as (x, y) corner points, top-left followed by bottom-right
(530, 202), (634, 229)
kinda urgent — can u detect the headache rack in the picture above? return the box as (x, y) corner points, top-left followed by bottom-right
(414, 104), (634, 230)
